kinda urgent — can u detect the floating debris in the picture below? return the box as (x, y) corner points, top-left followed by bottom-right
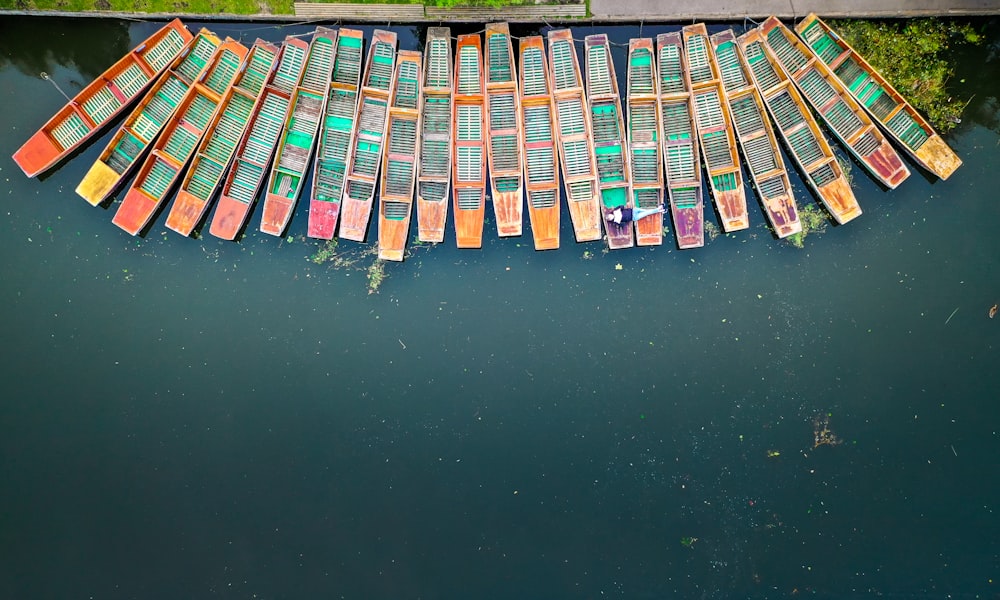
(813, 413), (842, 448)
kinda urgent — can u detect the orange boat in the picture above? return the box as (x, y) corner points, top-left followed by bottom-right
(209, 36), (311, 241)
(76, 30), (222, 207)
(112, 39), (249, 236)
(656, 31), (704, 249)
(260, 28), (339, 237)
(626, 38), (665, 247)
(711, 29), (801, 239)
(13, 19), (192, 178)
(415, 27), (453, 244)
(339, 29), (398, 242)
(306, 28), (365, 240)
(377, 50), (422, 261)
(796, 14), (961, 180)
(165, 39), (281, 236)
(759, 17), (909, 189)
(484, 22), (524, 238)
(547, 29), (601, 243)
(452, 33), (487, 249)
(518, 35), (560, 251)
(683, 23), (748, 232)
(586, 33), (634, 250)
(738, 29), (862, 225)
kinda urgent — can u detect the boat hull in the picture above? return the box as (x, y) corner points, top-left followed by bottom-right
(165, 189), (210, 236)
(634, 212), (663, 246)
(209, 195), (254, 240)
(672, 204), (704, 250)
(492, 191), (523, 237)
(308, 202), (341, 239)
(416, 198), (448, 243)
(13, 20), (192, 178)
(260, 193), (295, 236)
(378, 218), (409, 262)
(112, 187), (161, 236)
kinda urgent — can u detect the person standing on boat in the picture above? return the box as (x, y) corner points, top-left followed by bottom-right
(605, 204), (665, 226)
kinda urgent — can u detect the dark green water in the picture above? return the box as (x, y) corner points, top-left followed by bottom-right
(1, 16), (998, 599)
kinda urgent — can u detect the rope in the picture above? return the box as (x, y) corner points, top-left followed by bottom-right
(40, 72), (71, 102)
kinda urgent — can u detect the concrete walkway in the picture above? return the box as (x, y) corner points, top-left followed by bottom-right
(591, 0), (999, 20)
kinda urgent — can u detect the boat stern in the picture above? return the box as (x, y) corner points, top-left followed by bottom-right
(634, 212), (664, 246)
(915, 135), (963, 181)
(260, 193), (294, 236)
(339, 198), (374, 242)
(307, 200), (341, 240)
(76, 160), (122, 206)
(13, 129), (63, 178)
(112, 187), (160, 236)
(209, 195), (252, 241)
(165, 190), (208, 237)
(416, 198), (448, 243)
(492, 190), (523, 237)
(819, 176), (862, 225)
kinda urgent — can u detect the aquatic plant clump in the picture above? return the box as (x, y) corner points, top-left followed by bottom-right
(786, 204), (829, 249)
(829, 18), (983, 134)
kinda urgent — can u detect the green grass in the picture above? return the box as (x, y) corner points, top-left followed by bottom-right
(829, 18), (983, 134)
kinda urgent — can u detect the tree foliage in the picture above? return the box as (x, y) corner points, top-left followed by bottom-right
(829, 18), (982, 134)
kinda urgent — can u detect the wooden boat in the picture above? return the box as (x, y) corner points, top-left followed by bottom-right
(260, 27), (338, 236)
(626, 38), (664, 247)
(377, 50), (422, 261)
(165, 39), (281, 236)
(683, 23), (748, 232)
(711, 29), (801, 238)
(656, 32), (703, 249)
(795, 14), (961, 180)
(112, 39), (249, 235)
(339, 29), (398, 242)
(586, 34), (634, 250)
(209, 36), (310, 240)
(484, 22), (524, 238)
(518, 35), (560, 251)
(548, 29), (601, 243)
(452, 33), (487, 249)
(759, 17), (909, 189)
(307, 28), (364, 240)
(737, 29), (862, 224)
(14, 19), (192, 179)
(416, 27), (453, 244)
(76, 30), (221, 207)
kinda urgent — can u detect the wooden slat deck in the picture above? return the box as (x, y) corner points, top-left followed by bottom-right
(308, 28), (364, 240)
(795, 13), (961, 180)
(760, 17), (909, 189)
(548, 29), (601, 243)
(711, 29), (800, 239)
(684, 23), (748, 233)
(656, 31), (703, 249)
(76, 29), (220, 207)
(416, 27), (453, 244)
(627, 38), (664, 247)
(339, 29), (397, 242)
(738, 28), (861, 225)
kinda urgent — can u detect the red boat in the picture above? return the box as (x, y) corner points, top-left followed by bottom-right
(13, 19), (192, 178)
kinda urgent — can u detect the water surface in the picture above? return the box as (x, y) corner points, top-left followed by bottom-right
(0, 16), (998, 599)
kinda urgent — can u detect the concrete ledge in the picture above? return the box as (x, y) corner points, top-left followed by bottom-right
(294, 2), (425, 19)
(425, 5), (586, 19)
